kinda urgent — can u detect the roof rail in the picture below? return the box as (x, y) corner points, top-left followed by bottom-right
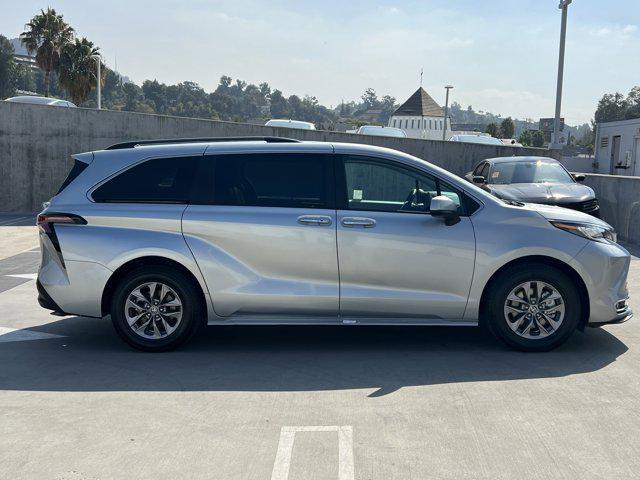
(105, 136), (301, 150)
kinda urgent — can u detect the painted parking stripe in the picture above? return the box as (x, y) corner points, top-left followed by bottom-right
(271, 425), (354, 480)
(6, 273), (38, 280)
(0, 326), (65, 343)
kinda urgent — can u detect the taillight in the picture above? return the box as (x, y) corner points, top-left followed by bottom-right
(37, 213), (86, 263)
(37, 213), (87, 233)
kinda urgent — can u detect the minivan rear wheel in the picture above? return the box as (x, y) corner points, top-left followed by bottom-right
(110, 266), (202, 352)
(486, 264), (581, 352)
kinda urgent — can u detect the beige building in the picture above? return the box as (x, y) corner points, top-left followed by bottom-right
(388, 87), (451, 140)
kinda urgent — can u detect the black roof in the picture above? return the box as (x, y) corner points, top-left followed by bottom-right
(392, 87), (444, 117)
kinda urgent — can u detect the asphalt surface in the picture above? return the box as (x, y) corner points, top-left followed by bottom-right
(1, 220), (639, 480)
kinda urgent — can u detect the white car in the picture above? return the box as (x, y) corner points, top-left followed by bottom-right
(5, 95), (76, 107)
(356, 125), (407, 138)
(449, 134), (503, 146)
(265, 119), (316, 130)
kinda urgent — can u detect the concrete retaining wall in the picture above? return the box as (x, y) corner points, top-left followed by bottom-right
(2, 102), (637, 245)
(0, 101), (545, 213)
(583, 174), (640, 245)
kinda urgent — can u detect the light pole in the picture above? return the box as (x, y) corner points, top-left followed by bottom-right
(92, 54), (102, 110)
(551, 0), (571, 149)
(442, 85), (453, 141)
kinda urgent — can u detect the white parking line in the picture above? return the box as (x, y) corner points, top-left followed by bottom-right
(6, 273), (38, 280)
(271, 426), (355, 480)
(0, 326), (65, 343)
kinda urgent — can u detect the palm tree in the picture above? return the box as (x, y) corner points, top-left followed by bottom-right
(20, 8), (74, 97)
(59, 38), (105, 106)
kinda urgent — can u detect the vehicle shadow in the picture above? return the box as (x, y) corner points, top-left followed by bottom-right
(0, 316), (628, 396)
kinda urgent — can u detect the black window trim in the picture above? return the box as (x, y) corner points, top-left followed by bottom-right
(194, 152), (336, 210)
(473, 161), (486, 176)
(335, 154), (474, 216)
(89, 153), (203, 205)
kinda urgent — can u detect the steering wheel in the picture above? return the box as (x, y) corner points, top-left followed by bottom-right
(401, 188), (429, 211)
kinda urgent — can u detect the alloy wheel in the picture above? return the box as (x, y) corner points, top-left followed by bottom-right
(503, 280), (565, 340)
(124, 282), (183, 339)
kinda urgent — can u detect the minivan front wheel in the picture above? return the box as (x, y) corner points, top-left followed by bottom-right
(486, 264), (581, 351)
(110, 266), (202, 351)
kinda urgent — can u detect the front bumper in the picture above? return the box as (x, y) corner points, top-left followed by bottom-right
(570, 240), (632, 325)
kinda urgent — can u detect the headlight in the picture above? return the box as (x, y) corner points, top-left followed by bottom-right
(550, 221), (617, 243)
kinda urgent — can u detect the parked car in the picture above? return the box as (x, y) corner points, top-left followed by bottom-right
(465, 156), (600, 217)
(5, 95), (76, 107)
(356, 125), (407, 138)
(449, 134), (503, 145)
(37, 137), (631, 352)
(265, 119), (315, 130)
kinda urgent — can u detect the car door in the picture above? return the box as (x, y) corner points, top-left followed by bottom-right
(335, 154), (476, 323)
(182, 150), (339, 320)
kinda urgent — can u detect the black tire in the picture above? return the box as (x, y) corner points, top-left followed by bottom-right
(485, 264), (581, 352)
(110, 265), (203, 352)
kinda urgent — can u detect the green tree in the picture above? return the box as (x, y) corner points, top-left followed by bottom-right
(485, 122), (499, 137)
(531, 130), (545, 148)
(20, 7), (74, 97)
(626, 86), (640, 120)
(500, 117), (515, 139)
(269, 89), (289, 118)
(518, 130), (533, 146)
(14, 63), (36, 92)
(595, 92), (627, 123)
(361, 88), (379, 109)
(58, 38), (103, 105)
(0, 35), (18, 98)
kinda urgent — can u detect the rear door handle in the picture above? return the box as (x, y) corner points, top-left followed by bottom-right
(297, 215), (332, 226)
(341, 217), (376, 228)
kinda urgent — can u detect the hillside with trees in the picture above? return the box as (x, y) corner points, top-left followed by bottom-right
(0, 6), (600, 142)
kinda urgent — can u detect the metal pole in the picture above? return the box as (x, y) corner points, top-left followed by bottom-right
(93, 55), (102, 110)
(442, 85), (453, 141)
(552, 0), (571, 149)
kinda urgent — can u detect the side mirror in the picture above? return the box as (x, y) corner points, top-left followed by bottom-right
(472, 175), (486, 184)
(430, 195), (460, 226)
(572, 173), (586, 182)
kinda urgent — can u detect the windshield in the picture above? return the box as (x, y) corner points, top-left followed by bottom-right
(489, 160), (573, 184)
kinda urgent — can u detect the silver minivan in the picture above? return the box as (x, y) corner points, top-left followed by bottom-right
(37, 137), (632, 351)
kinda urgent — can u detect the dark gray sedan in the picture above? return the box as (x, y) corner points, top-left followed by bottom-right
(465, 156), (599, 217)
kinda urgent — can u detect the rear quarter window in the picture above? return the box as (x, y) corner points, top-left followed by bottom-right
(92, 156), (201, 203)
(57, 159), (89, 194)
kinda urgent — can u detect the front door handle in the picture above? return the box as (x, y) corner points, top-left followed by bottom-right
(341, 217), (376, 228)
(297, 215), (332, 226)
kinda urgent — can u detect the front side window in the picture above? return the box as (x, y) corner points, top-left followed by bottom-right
(340, 156), (462, 213)
(92, 156), (200, 203)
(210, 153), (332, 209)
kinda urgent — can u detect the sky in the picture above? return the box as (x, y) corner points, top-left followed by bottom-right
(1, 0), (638, 125)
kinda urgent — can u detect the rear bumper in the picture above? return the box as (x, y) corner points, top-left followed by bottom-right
(36, 279), (65, 314)
(38, 232), (111, 318)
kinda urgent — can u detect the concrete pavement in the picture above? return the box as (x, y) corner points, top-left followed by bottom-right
(1, 225), (639, 479)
